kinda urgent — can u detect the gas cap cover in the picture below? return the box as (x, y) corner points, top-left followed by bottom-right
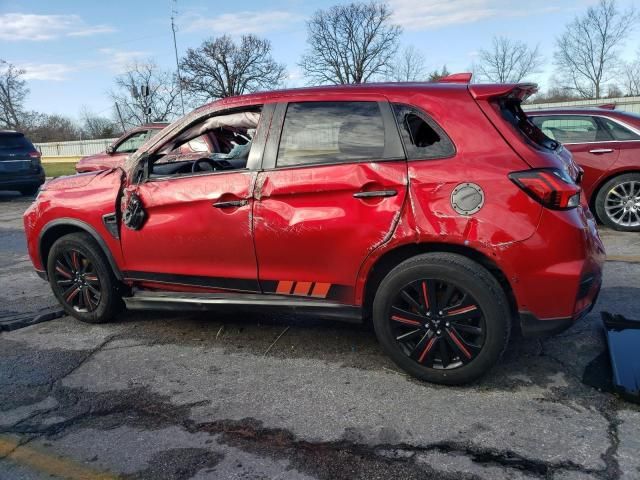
(451, 183), (485, 215)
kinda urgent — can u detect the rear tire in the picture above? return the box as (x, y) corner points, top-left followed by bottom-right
(372, 253), (511, 385)
(47, 232), (123, 323)
(595, 173), (640, 232)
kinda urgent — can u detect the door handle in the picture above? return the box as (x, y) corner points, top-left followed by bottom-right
(589, 148), (614, 154)
(213, 200), (248, 208)
(353, 189), (398, 199)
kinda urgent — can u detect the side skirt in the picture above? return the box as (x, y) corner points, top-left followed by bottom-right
(123, 289), (363, 323)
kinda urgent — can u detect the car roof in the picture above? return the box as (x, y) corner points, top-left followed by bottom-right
(0, 130), (24, 136)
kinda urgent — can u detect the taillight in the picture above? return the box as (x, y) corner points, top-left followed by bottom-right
(29, 151), (41, 168)
(509, 168), (581, 210)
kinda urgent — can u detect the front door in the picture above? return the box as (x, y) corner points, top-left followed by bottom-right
(253, 100), (408, 304)
(120, 171), (259, 292)
(119, 104), (272, 293)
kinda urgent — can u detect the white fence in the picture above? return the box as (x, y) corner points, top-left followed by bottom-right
(35, 138), (118, 158)
(524, 96), (640, 114)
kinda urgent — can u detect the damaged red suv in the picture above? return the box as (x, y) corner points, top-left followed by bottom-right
(23, 76), (605, 384)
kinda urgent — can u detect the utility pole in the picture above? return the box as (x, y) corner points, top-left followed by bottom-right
(171, 0), (186, 115)
(114, 103), (126, 131)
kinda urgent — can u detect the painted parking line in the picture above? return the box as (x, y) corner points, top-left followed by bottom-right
(606, 255), (640, 264)
(0, 436), (116, 480)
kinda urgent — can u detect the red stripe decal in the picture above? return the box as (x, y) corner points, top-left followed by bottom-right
(391, 315), (421, 327)
(422, 281), (429, 309)
(447, 305), (478, 316)
(418, 337), (437, 363)
(448, 330), (472, 359)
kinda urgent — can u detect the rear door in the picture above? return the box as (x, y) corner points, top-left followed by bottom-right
(530, 115), (619, 191)
(253, 99), (407, 304)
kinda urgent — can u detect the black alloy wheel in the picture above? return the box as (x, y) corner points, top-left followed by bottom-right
(372, 253), (510, 385)
(47, 232), (122, 323)
(53, 248), (102, 312)
(389, 279), (485, 369)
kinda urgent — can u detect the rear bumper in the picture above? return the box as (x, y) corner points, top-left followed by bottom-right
(519, 271), (602, 337)
(0, 171), (45, 190)
(500, 205), (605, 327)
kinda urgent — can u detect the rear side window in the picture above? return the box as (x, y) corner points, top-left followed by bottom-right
(600, 117), (640, 141)
(392, 104), (454, 159)
(276, 101), (387, 167)
(0, 134), (34, 151)
(530, 116), (612, 143)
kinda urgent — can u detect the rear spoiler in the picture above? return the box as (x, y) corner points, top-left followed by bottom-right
(469, 83), (538, 101)
(437, 72), (538, 101)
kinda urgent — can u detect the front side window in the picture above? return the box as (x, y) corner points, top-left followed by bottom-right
(393, 104), (455, 159)
(530, 116), (612, 143)
(147, 108), (261, 178)
(115, 130), (149, 153)
(600, 117), (640, 141)
(276, 101), (387, 167)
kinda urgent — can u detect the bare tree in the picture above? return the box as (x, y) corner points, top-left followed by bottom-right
(389, 46), (427, 82)
(180, 35), (286, 102)
(109, 59), (181, 129)
(300, 2), (402, 84)
(0, 60), (29, 129)
(476, 36), (543, 83)
(624, 54), (640, 96)
(555, 0), (637, 99)
(427, 65), (450, 82)
(80, 107), (121, 139)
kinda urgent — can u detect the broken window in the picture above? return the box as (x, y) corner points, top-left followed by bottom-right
(148, 108), (261, 178)
(392, 104), (455, 160)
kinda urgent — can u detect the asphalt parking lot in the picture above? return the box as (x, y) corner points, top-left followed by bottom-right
(1, 191), (639, 480)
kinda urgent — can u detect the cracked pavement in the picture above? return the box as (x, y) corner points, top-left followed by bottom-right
(1, 191), (640, 479)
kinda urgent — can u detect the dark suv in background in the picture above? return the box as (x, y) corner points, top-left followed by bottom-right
(0, 130), (45, 196)
(527, 107), (640, 231)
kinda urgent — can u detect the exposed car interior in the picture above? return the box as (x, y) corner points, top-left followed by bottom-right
(147, 108), (261, 178)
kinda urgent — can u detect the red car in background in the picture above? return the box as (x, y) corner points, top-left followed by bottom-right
(527, 108), (640, 231)
(24, 78), (604, 384)
(75, 123), (168, 173)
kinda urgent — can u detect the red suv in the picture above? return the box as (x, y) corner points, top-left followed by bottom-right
(75, 123), (168, 173)
(527, 107), (640, 231)
(23, 78), (604, 384)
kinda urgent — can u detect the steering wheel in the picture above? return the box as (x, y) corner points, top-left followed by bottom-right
(191, 158), (217, 173)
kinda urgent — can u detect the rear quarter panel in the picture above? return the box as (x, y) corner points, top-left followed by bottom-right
(355, 88), (542, 304)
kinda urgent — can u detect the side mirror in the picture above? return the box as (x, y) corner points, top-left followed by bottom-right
(106, 145), (115, 154)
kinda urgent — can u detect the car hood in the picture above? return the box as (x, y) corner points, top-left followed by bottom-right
(44, 169), (116, 190)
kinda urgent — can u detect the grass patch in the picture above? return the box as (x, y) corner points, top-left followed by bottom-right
(43, 162), (77, 177)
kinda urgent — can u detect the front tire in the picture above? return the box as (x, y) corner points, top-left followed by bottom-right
(595, 173), (640, 232)
(372, 253), (511, 385)
(47, 232), (123, 323)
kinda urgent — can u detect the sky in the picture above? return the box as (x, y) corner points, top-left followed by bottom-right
(0, 0), (638, 121)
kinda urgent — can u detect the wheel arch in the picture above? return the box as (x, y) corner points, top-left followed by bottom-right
(39, 218), (123, 280)
(362, 242), (517, 322)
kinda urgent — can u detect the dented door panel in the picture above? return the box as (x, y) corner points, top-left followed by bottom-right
(119, 171), (259, 291)
(254, 161), (408, 303)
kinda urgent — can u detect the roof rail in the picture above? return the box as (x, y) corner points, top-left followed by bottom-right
(438, 72), (473, 84)
(597, 103), (616, 110)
